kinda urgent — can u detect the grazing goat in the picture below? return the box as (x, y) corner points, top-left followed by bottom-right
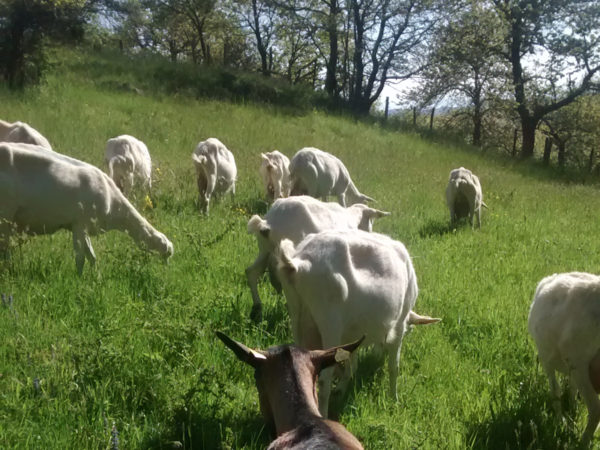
(246, 195), (390, 321)
(275, 229), (440, 417)
(529, 272), (600, 446)
(105, 135), (152, 196)
(0, 119), (52, 149)
(217, 331), (364, 450)
(192, 138), (237, 214)
(0, 142), (173, 274)
(259, 150), (291, 201)
(445, 167), (487, 228)
(289, 147), (374, 207)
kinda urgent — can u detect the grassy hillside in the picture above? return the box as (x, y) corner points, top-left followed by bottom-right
(2, 47), (600, 449)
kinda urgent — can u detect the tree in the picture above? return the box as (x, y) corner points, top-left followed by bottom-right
(233, 0), (278, 76)
(492, 0), (600, 158)
(274, 0), (345, 98)
(148, 0), (216, 63)
(417, 1), (508, 146)
(347, 0), (441, 114)
(541, 94), (600, 169)
(0, 0), (94, 87)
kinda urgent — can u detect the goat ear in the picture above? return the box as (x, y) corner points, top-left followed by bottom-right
(216, 331), (266, 368)
(311, 335), (365, 371)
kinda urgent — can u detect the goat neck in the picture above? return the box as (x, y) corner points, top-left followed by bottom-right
(258, 346), (322, 435)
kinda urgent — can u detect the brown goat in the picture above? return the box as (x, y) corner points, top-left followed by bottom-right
(216, 331), (364, 449)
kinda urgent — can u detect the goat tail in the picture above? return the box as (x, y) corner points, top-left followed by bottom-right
(247, 215), (270, 238)
(408, 311), (441, 325)
(275, 239), (298, 276)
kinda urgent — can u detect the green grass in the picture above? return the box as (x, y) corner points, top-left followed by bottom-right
(1, 47), (600, 449)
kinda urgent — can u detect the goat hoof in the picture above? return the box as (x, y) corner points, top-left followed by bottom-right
(250, 304), (263, 322)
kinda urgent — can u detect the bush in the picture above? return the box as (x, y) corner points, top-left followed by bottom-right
(67, 47), (319, 112)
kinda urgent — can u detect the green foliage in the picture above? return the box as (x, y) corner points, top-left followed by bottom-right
(0, 0), (89, 88)
(2, 47), (600, 449)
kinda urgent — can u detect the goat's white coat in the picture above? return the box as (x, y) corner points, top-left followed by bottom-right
(0, 120), (52, 149)
(528, 272), (600, 445)
(259, 150), (290, 200)
(192, 138), (237, 214)
(105, 135), (152, 196)
(445, 167), (485, 228)
(289, 147), (373, 206)
(0, 142), (173, 273)
(246, 195), (389, 319)
(275, 229), (439, 417)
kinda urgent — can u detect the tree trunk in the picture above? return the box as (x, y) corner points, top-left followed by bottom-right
(413, 107), (417, 126)
(472, 77), (483, 147)
(350, 1), (364, 111)
(520, 117), (537, 158)
(252, 0), (269, 76)
(7, 19), (26, 87)
(542, 137), (552, 166)
(472, 100), (482, 146)
(168, 40), (179, 62)
(190, 42), (199, 64)
(512, 128), (518, 157)
(351, 96), (370, 115)
(324, 0), (339, 97)
(557, 141), (566, 168)
(472, 117), (482, 146)
(589, 147), (595, 172)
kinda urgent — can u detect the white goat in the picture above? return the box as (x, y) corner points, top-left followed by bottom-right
(445, 167), (487, 228)
(105, 135), (152, 196)
(246, 195), (390, 321)
(0, 142), (173, 274)
(259, 150), (290, 200)
(192, 138), (237, 214)
(529, 272), (600, 446)
(217, 331), (364, 449)
(289, 147), (374, 206)
(275, 229), (440, 417)
(0, 119), (52, 149)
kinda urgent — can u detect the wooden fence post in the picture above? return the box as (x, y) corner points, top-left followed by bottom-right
(429, 107), (435, 130)
(384, 97), (389, 122)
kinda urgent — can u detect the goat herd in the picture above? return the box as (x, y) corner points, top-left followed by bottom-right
(1, 119), (600, 448)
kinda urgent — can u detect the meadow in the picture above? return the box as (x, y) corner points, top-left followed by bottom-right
(2, 48), (600, 449)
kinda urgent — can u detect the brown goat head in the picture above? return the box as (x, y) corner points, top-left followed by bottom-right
(216, 331), (364, 440)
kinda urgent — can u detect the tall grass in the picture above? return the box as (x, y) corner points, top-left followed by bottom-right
(1, 47), (599, 449)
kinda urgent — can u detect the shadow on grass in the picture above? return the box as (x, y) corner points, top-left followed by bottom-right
(144, 407), (271, 449)
(418, 218), (460, 238)
(329, 350), (386, 421)
(464, 389), (579, 450)
(261, 297), (290, 335)
(235, 197), (270, 216)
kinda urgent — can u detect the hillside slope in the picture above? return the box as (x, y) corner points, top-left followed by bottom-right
(1, 48), (599, 449)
